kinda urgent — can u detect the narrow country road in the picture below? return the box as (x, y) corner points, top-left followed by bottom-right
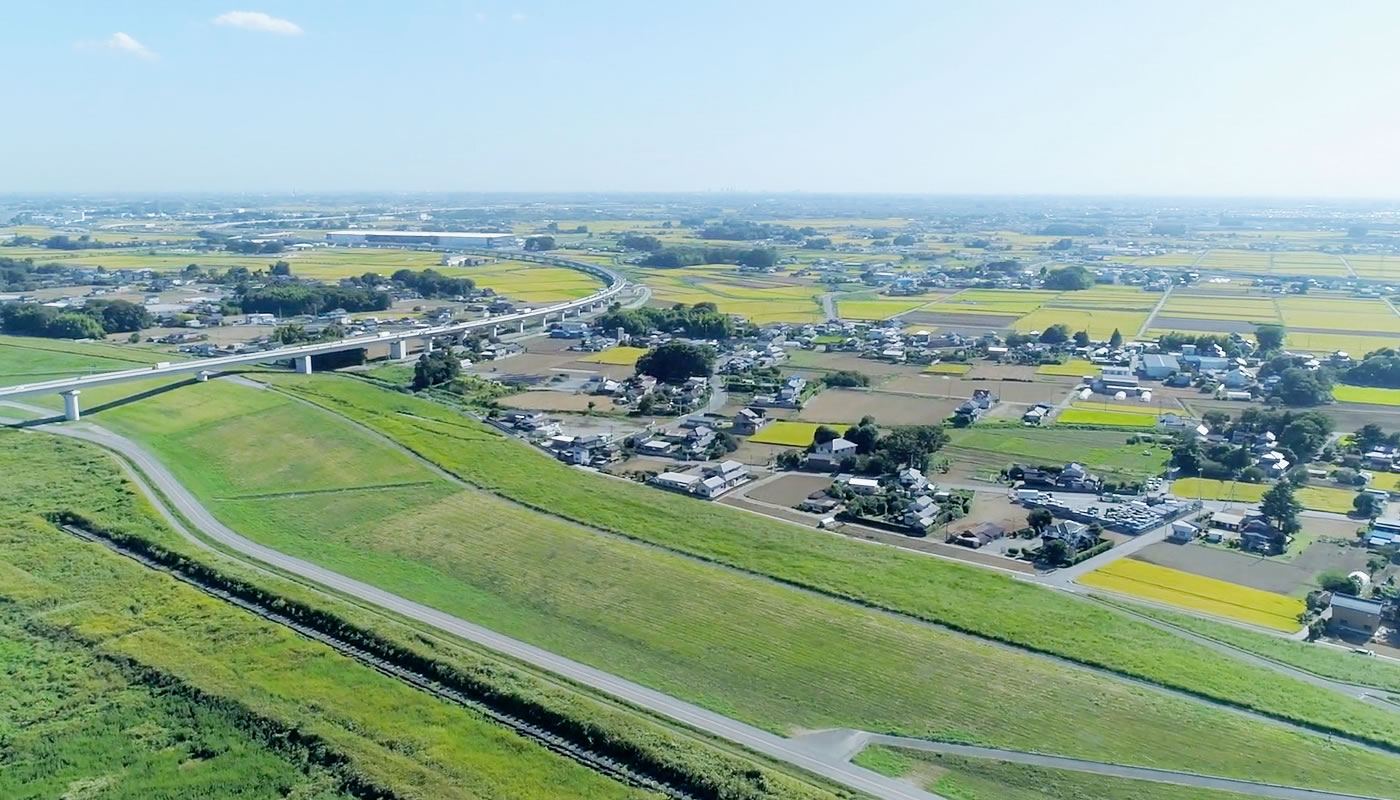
(6, 407), (1396, 800)
(1136, 283), (1174, 337)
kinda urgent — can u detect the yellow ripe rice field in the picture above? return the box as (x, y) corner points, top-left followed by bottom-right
(1169, 478), (1357, 513)
(580, 346), (649, 366)
(1011, 309), (1148, 341)
(746, 421), (822, 447)
(1081, 559), (1305, 632)
(639, 265), (826, 324)
(923, 363), (972, 375)
(1056, 404), (1159, 428)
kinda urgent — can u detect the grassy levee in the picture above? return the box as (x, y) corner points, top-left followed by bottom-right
(0, 332), (175, 382)
(0, 430), (845, 800)
(257, 374), (1400, 761)
(31, 385), (1400, 794)
(852, 748), (1260, 800)
(1095, 595), (1400, 695)
(0, 606), (354, 800)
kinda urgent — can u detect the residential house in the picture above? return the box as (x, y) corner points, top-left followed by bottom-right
(1022, 404), (1050, 425)
(1209, 511), (1246, 531)
(1042, 520), (1098, 552)
(1329, 594), (1386, 637)
(731, 407), (769, 436)
(954, 389), (998, 423)
(902, 501), (941, 532)
(1239, 517), (1285, 555)
(1056, 462), (1101, 492)
(809, 437), (858, 468)
(702, 459), (750, 492)
(1168, 520), (1200, 543)
(898, 467), (929, 491)
(952, 522), (1006, 549)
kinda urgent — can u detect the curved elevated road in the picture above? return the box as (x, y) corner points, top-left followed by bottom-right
(3, 407), (1391, 800)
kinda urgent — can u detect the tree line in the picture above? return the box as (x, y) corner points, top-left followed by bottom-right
(594, 302), (741, 340)
(1, 299), (151, 340)
(639, 247), (778, 270)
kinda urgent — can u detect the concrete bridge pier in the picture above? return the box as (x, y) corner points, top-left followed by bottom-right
(517, 320), (525, 333)
(389, 340), (408, 360)
(61, 390), (81, 422)
(295, 355), (313, 374)
(196, 370), (212, 382)
(491, 325), (500, 338)
(423, 338), (434, 354)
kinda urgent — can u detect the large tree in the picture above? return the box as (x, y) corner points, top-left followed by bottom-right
(1254, 324), (1286, 353)
(411, 350), (461, 391)
(635, 341), (715, 384)
(1260, 481), (1302, 536)
(1042, 265), (1095, 290)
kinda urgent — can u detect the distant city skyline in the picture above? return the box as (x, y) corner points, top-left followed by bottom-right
(5, 1), (1400, 197)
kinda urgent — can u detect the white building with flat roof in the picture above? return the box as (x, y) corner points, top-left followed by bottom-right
(326, 230), (517, 248)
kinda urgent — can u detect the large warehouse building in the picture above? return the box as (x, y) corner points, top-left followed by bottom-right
(325, 230), (518, 248)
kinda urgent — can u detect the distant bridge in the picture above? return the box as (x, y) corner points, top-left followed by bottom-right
(0, 250), (626, 421)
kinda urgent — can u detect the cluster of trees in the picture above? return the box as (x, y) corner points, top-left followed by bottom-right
(822, 370), (870, 388)
(1041, 265), (1096, 290)
(1038, 223), (1106, 237)
(695, 220), (805, 242)
(237, 284), (390, 316)
(595, 302), (740, 339)
(621, 235), (664, 252)
(272, 323), (344, 345)
(1157, 331), (1244, 358)
(1255, 352), (1334, 406)
(639, 247), (778, 270)
(524, 236), (556, 251)
(346, 268), (476, 299)
(635, 341), (716, 384)
(1344, 348), (1400, 389)
(411, 349), (462, 390)
(225, 239), (285, 254)
(808, 417), (950, 472)
(0, 299), (151, 340)
(0, 256), (65, 291)
(1174, 408), (1334, 480)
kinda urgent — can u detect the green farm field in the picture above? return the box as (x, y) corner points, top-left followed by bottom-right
(631, 264), (825, 324)
(0, 434), (655, 800)
(1334, 384), (1400, 406)
(240, 373), (1400, 783)
(1035, 358), (1098, 377)
(1056, 403), (1160, 428)
(853, 749), (1261, 800)
(27, 374), (1400, 795)
(0, 333), (175, 383)
(943, 427), (1170, 480)
(746, 420), (822, 446)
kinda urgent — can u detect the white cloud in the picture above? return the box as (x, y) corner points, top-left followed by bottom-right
(76, 32), (158, 60)
(511, 12), (528, 22)
(212, 10), (303, 36)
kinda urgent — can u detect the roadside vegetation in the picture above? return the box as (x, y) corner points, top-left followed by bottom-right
(852, 748), (1262, 800)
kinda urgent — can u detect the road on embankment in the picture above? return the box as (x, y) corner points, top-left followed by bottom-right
(5, 405), (1394, 800)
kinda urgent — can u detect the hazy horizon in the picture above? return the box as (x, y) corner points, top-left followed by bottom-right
(6, 1), (1400, 197)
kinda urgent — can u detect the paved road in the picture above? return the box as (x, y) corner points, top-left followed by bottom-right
(12, 416), (942, 800)
(820, 293), (838, 321)
(1136, 284), (1175, 337)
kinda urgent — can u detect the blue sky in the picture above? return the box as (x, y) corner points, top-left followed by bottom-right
(4, 1), (1400, 196)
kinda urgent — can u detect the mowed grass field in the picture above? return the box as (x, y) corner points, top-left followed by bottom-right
(1170, 477), (1357, 513)
(747, 420), (821, 446)
(854, 749), (1262, 800)
(250, 374), (1400, 788)
(0, 434), (652, 800)
(943, 427), (1169, 481)
(1334, 384), (1400, 406)
(0, 333), (175, 383)
(1056, 403), (1159, 428)
(47, 376), (1400, 795)
(1035, 358), (1098, 377)
(581, 346), (649, 366)
(1079, 559), (1305, 632)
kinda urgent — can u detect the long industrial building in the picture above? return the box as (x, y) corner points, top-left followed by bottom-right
(326, 230), (517, 248)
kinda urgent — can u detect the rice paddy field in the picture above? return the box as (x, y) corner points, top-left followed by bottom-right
(580, 345), (649, 366)
(44, 374), (1400, 796)
(633, 264), (826, 323)
(943, 427), (1170, 481)
(1343, 254), (1400, 280)
(1334, 384), (1400, 406)
(1079, 559), (1305, 632)
(923, 362), (972, 375)
(1056, 403), (1160, 428)
(1285, 331), (1400, 357)
(462, 261), (604, 302)
(835, 296), (944, 320)
(746, 420), (822, 446)
(1169, 477), (1357, 513)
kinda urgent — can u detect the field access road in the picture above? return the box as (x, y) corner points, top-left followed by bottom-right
(1136, 284), (1175, 337)
(7, 414), (940, 800)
